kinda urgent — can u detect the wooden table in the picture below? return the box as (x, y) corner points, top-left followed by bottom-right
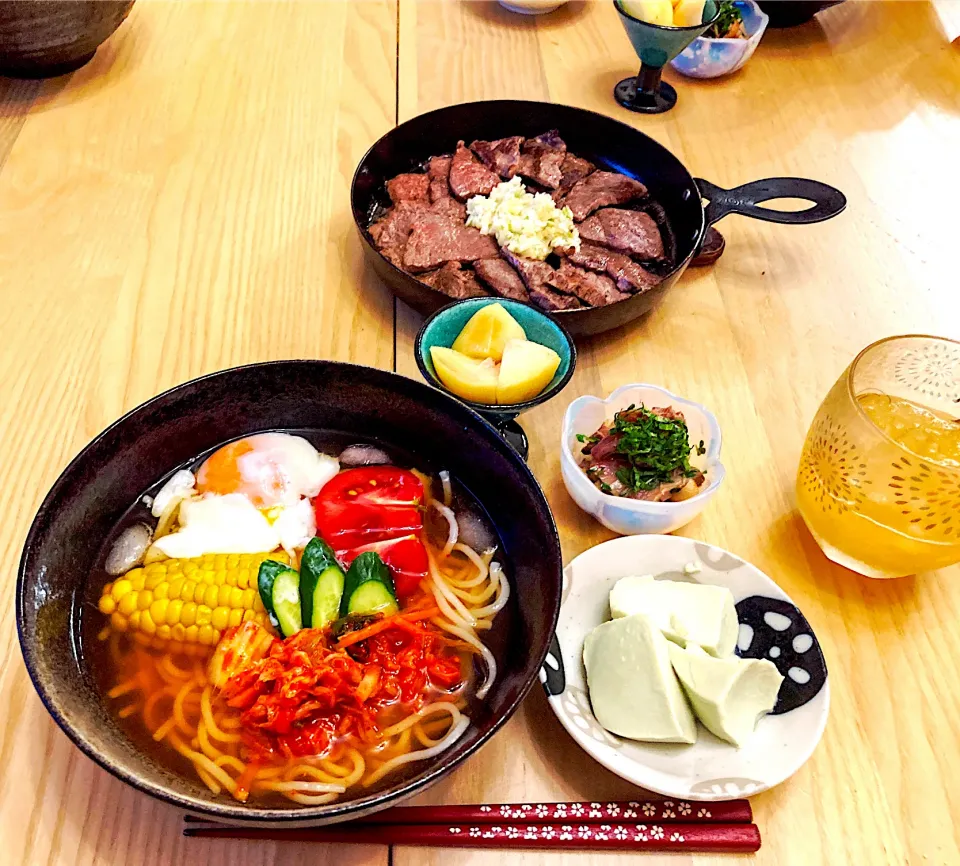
(1, 1), (958, 864)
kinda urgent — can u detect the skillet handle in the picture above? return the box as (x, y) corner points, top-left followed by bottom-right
(696, 178), (847, 227)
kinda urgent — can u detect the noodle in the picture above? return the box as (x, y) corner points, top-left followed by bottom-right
(197, 720), (222, 762)
(451, 542), (489, 579)
(257, 781), (346, 794)
(107, 678), (139, 700)
(101, 465), (509, 805)
(158, 654), (192, 682)
(285, 791), (341, 806)
(173, 677), (198, 735)
(380, 701), (461, 739)
(465, 561), (511, 620)
(429, 616), (498, 700)
(426, 548), (477, 628)
(201, 686), (241, 743)
(153, 716), (177, 742)
(215, 754), (247, 774)
(169, 732), (239, 796)
(430, 500), (459, 557)
(196, 766), (222, 795)
(143, 688), (173, 732)
(363, 716), (470, 788)
(321, 748), (365, 787)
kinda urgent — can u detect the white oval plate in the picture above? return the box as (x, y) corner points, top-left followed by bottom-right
(541, 535), (830, 801)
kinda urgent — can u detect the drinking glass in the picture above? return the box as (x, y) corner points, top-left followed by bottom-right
(796, 335), (960, 578)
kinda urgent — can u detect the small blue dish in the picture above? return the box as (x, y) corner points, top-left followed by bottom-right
(415, 298), (577, 459)
(671, 0), (769, 79)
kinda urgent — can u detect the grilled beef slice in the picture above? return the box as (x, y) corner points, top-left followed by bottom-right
(577, 208), (664, 260)
(386, 173), (430, 205)
(516, 130), (568, 190)
(426, 156), (453, 202)
(470, 136), (523, 179)
(430, 196), (467, 222)
(562, 171), (648, 221)
(547, 260), (629, 307)
(558, 153), (595, 192)
(565, 242), (661, 293)
(370, 197), (469, 268)
(449, 142), (499, 201)
(419, 262), (490, 299)
(427, 156), (452, 180)
(500, 248), (582, 311)
(369, 201), (429, 267)
(402, 211), (498, 272)
(528, 130), (566, 151)
(473, 258), (530, 302)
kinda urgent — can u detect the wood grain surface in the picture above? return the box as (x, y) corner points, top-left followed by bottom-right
(395, 3), (960, 866)
(0, 2), (395, 864)
(1, 1), (958, 865)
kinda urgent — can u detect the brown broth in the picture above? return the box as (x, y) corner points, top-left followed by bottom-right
(80, 434), (512, 805)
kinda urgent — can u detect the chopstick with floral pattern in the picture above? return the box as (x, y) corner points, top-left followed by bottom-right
(183, 821), (760, 852)
(184, 799), (759, 852)
(351, 798), (751, 824)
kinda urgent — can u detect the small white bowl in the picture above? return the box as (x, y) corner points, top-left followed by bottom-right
(541, 535), (830, 800)
(560, 384), (724, 535)
(498, 0), (565, 14)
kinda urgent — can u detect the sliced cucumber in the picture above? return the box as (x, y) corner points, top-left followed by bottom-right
(257, 559), (302, 637)
(257, 559), (290, 629)
(346, 581), (398, 616)
(340, 552), (399, 617)
(300, 538), (346, 629)
(271, 568), (302, 637)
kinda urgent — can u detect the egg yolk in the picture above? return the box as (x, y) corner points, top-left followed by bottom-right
(196, 439), (283, 508)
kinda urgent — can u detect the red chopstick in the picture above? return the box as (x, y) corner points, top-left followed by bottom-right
(344, 798), (752, 825)
(183, 799), (759, 853)
(184, 821), (760, 852)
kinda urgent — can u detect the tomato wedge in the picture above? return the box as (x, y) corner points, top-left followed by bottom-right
(314, 467), (429, 599)
(318, 466), (424, 509)
(336, 535), (429, 599)
(315, 466), (424, 548)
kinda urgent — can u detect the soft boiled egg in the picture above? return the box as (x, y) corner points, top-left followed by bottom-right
(151, 493), (287, 559)
(148, 434), (337, 559)
(196, 433), (339, 508)
(150, 490), (318, 559)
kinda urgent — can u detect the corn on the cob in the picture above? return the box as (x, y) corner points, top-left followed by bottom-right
(98, 552), (288, 646)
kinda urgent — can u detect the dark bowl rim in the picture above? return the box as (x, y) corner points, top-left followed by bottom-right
(413, 298), (579, 414)
(16, 359), (563, 823)
(349, 99), (705, 322)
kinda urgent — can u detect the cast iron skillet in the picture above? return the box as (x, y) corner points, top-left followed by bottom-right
(16, 361), (562, 825)
(352, 100), (847, 338)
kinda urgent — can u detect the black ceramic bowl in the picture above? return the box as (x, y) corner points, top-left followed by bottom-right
(756, 1), (844, 27)
(0, 0), (135, 78)
(16, 361), (562, 824)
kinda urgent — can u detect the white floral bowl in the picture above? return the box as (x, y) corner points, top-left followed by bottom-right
(541, 535), (830, 800)
(561, 384), (724, 535)
(670, 0), (769, 79)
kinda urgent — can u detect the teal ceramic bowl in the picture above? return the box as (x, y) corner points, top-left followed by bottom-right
(615, 0), (719, 69)
(415, 299), (577, 454)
